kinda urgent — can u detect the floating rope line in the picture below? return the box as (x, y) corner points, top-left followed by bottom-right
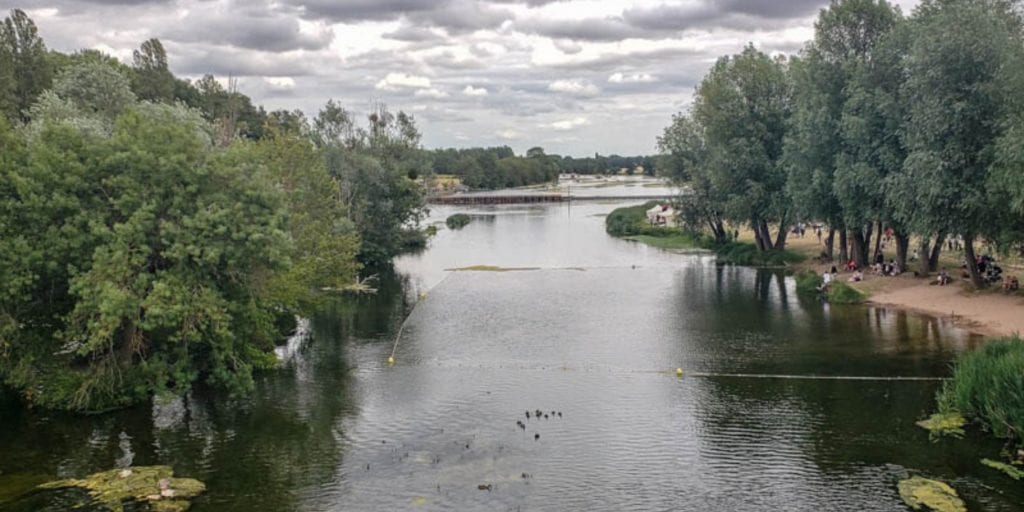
(684, 371), (945, 382)
(388, 273), (454, 365)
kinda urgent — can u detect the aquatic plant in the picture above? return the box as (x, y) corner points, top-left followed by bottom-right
(897, 477), (966, 512)
(794, 269), (823, 294)
(827, 281), (867, 304)
(981, 458), (1024, 480)
(915, 412), (967, 440)
(938, 337), (1024, 443)
(37, 466), (205, 512)
(446, 213), (471, 229)
(445, 265), (540, 272)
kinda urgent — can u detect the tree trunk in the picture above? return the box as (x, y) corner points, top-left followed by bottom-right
(928, 231), (944, 272)
(873, 221), (883, 257)
(758, 221), (774, 251)
(917, 237), (930, 277)
(838, 229), (848, 264)
(895, 232), (909, 272)
(752, 217), (766, 251)
(773, 218), (788, 251)
(963, 235), (985, 289)
(825, 228), (836, 261)
(851, 227), (870, 269)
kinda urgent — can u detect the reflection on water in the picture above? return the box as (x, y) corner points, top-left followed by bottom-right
(2, 200), (1022, 511)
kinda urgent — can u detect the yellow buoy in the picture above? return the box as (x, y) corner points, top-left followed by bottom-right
(418, 292), (426, 300)
(387, 356), (395, 365)
(675, 368), (684, 377)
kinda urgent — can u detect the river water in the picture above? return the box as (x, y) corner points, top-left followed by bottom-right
(2, 189), (1023, 511)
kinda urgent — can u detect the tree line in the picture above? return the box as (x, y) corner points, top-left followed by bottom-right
(658, 0), (1024, 288)
(428, 147), (658, 191)
(0, 10), (427, 411)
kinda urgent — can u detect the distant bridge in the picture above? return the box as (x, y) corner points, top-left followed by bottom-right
(427, 193), (679, 205)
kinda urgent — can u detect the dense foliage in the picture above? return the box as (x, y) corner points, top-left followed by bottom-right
(939, 337), (1024, 443)
(659, 0), (1024, 288)
(0, 9), (425, 411)
(604, 202), (675, 238)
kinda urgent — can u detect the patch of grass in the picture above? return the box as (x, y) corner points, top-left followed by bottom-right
(605, 202), (676, 238)
(981, 458), (1024, 480)
(795, 269), (823, 294)
(938, 337), (1024, 443)
(708, 240), (805, 267)
(827, 281), (868, 304)
(446, 213), (471, 230)
(916, 412), (967, 440)
(445, 265), (540, 272)
(897, 477), (966, 512)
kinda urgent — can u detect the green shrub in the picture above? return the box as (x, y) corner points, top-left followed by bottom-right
(938, 337), (1024, 442)
(795, 269), (823, 294)
(827, 281), (867, 304)
(605, 202), (677, 238)
(446, 213), (471, 230)
(707, 240), (805, 267)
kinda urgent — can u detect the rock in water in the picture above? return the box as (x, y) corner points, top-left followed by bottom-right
(897, 477), (966, 512)
(37, 465), (205, 512)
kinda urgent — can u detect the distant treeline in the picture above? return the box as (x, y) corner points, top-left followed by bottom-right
(428, 147), (658, 190)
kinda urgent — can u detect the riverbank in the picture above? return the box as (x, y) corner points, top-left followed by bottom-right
(612, 209), (1024, 336)
(742, 226), (1024, 337)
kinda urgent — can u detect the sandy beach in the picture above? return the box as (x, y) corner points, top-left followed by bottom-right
(866, 278), (1024, 337)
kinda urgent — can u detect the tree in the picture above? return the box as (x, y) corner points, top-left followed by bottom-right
(0, 9), (52, 122)
(890, 0), (1024, 287)
(131, 38), (175, 102)
(1, 104), (292, 411)
(692, 45), (792, 251)
(52, 61), (135, 121)
(658, 111), (729, 242)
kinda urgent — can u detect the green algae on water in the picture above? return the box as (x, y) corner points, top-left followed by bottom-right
(981, 458), (1024, 480)
(915, 412), (967, 440)
(445, 265), (541, 272)
(37, 466), (205, 512)
(897, 477), (967, 512)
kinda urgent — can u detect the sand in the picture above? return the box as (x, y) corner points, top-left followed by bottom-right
(867, 279), (1024, 337)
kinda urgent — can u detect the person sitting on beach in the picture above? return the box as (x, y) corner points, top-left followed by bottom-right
(937, 268), (952, 286)
(891, 261), (901, 276)
(846, 259), (858, 272)
(1004, 276), (1020, 292)
(848, 270), (863, 283)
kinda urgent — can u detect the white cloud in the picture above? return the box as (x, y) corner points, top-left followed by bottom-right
(415, 87), (450, 98)
(608, 72), (656, 83)
(375, 72), (432, 91)
(462, 85), (489, 96)
(547, 78), (599, 96)
(264, 76), (296, 90)
(546, 117), (590, 131)
(498, 129), (522, 140)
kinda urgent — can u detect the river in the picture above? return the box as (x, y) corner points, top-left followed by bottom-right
(2, 184), (1023, 511)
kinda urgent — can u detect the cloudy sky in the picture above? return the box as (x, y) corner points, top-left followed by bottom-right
(11, 0), (919, 156)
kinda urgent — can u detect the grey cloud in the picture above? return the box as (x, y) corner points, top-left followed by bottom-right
(406, 0), (513, 33)
(383, 25), (446, 42)
(283, 0), (437, 21)
(172, 45), (318, 77)
(168, 7), (333, 52)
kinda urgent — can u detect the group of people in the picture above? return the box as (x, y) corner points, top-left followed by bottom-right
(870, 251), (902, 277)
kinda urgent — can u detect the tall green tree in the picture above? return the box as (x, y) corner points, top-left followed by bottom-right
(786, 0), (901, 266)
(890, 0), (1024, 287)
(131, 38), (175, 103)
(0, 9), (52, 122)
(692, 45), (792, 251)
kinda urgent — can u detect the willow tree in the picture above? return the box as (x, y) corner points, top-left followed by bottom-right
(692, 45), (792, 251)
(890, 0), (1024, 286)
(786, 0), (902, 266)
